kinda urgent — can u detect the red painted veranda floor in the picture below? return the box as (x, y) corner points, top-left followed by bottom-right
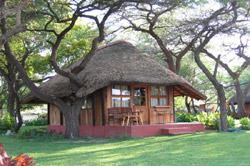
(48, 123), (204, 137)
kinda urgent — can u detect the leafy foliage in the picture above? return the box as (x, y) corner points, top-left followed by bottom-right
(239, 117), (250, 130)
(176, 113), (197, 122)
(25, 119), (47, 126)
(18, 127), (64, 141)
(0, 142), (35, 166)
(0, 115), (15, 133)
(178, 112), (235, 130)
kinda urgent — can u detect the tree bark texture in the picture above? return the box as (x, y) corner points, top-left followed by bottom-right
(191, 98), (197, 113)
(217, 86), (228, 131)
(55, 98), (84, 138)
(185, 96), (191, 113)
(234, 80), (246, 118)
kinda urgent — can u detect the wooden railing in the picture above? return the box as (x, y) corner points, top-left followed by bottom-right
(108, 107), (143, 126)
(154, 105), (174, 124)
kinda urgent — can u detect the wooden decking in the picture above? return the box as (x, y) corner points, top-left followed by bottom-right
(48, 123), (204, 137)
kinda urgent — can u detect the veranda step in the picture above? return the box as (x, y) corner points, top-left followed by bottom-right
(161, 127), (192, 135)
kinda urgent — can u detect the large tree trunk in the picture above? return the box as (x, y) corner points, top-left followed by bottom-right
(56, 98), (83, 138)
(185, 96), (191, 113)
(234, 80), (246, 118)
(191, 98), (198, 113)
(14, 96), (23, 133)
(194, 50), (228, 132)
(218, 86), (228, 131)
(64, 109), (81, 138)
(7, 82), (15, 117)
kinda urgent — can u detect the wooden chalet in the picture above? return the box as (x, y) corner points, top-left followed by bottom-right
(228, 91), (250, 117)
(22, 41), (206, 137)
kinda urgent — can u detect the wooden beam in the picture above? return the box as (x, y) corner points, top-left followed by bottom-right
(174, 86), (186, 97)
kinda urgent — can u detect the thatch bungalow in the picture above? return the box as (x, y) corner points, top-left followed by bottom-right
(228, 91), (250, 117)
(23, 41), (206, 137)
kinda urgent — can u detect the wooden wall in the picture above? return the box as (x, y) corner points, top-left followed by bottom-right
(245, 103), (250, 116)
(79, 109), (93, 125)
(49, 105), (60, 125)
(49, 84), (176, 126)
(94, 89), (103, 126)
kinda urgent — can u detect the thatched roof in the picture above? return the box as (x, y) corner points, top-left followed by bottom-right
(228, 90), (250, 105)
(22, 40), (206, 104)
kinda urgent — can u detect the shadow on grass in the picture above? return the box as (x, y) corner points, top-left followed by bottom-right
(1, 131), (250, 166)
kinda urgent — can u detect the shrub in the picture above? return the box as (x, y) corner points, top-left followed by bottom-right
(196, 112), (208, 123)
(227, 116), (235, 128)
(239, 117), (250, 130)
(0, 114), (15, 132)
(204, 112), (220, 130)
(0, 142), (35, 166)
(176, 113), (197, 122)
(239, 117), (250, 126)
(25, 119), (48, 126)
(18, 127), (64, 141)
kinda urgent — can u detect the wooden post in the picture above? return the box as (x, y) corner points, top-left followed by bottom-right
(91, 94), (96, 126)
(101, 89), (105, 126)
(47, 104), (50, 125)
(173, 86), (175, 123)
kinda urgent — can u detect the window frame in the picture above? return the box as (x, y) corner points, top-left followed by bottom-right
(111, 85), (131, 108)
(134, 87), (146, 106)
(82, 97), (92, 109)
(150, 86), (168, 107)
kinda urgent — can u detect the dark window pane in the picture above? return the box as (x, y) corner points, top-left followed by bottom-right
(87, 98), (92, 108)
(112, 97), (121, 107)
(140, 88), (146, 96)
(122, 97), (130, 107)
(151, 86), (159, 96)
(134, 97), (140, 106)
(141, 97), (146, 106)
(122, 85), (130, 95)
(134, 88), (140, 96)
(112, 85), (121, 95)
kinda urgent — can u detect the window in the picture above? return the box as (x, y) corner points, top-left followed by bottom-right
(151, 86), (168, 107)
(134, 87), (146, 106)
(112, 85), (131, 107)
(82, 97), (92, 109)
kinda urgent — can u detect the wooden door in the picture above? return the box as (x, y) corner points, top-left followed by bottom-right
(133, 85), (148, 124)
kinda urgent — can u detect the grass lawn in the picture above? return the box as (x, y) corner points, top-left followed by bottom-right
(1, 131), (250, 166)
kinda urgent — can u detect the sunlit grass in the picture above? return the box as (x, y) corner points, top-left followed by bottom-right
(1, 131), (250, 166)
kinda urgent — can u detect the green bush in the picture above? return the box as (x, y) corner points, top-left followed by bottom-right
(176, 113), (197, 122)
(18, 127), (64, 141)
(0, 114), (15, 132)
(227, 116), (235, 128)
(25, 118), (48, 126)
(204, 112), (220, 130)
(239, 117), (250, 126)
(239, 117), (250, 130)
